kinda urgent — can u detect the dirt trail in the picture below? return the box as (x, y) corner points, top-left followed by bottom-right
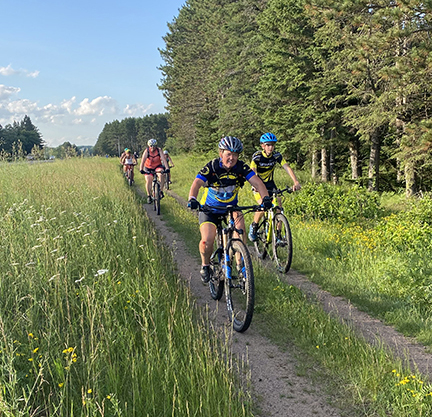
(139, 187), (432, 416)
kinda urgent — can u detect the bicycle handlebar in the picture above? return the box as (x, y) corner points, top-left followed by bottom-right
(272, 186), (293, 196)
(197, 203), (266, 214)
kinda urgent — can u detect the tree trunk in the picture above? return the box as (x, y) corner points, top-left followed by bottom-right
(349, 138), (361, 180)
(321, 147), (329, 182)
(311, 149), (318, 179)
(405, 160), (416, 197)
(367, 129), (381, 192)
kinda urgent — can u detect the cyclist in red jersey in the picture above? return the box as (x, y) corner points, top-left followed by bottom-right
(139, 139), (169, 204)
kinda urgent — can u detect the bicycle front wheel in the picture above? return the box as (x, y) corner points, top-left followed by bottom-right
(165, 173), (170, 190)
(272, 213), (293, 273)
(153, 181), (161, 215)
(225, 239), (254, 333)
(254, 217), (269, 259)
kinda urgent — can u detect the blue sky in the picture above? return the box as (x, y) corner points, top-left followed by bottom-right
(0, 0), (185, 147)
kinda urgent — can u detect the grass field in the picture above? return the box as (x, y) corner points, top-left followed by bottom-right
(139, 152), (432, 416)
(0, 158), (252, 416)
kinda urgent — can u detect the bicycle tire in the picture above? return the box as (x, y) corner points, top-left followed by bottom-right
(254, 217), (269, 259)
(165, 173), (170, 190)
(272, 213), (293, 273)
(209, 233), (224, 300)
(153, 181), (161, 215)
(225, 239), (254, 333)
(128, 171), (133, 186)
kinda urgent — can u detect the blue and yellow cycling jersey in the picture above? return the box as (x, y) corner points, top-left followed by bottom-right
(196, 158), (255, 212)
(250, 150), (287, 184)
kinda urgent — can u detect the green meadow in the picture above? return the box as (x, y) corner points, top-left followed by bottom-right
(4, 156), (432, 416)
(0, 158), (251, 416)
(136, 152), (432, 416)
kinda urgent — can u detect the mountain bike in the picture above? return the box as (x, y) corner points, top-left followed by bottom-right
(124, 164), (135, 186)
(253, 187), (293, 273)
(164, 166), (172, 190)
(200, 203), (265, 333)
(151, 171), (166, 215)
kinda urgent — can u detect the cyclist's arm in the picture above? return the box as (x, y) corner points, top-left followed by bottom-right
(282, 163), (301, 191)
(160, 148), (169, 170)
(188, 177), (205, 200)
(248, 174), (269, 203)
(139, 149), (148, 171)
(168, 156), (174, 166)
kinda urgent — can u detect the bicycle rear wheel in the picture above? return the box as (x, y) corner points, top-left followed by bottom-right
(225, 239), (254, 333)
(254, 217), (269, 259)
(272, 213), (293, 273)
(153, 181), (161, 215)
(165, 173), (170, 190)
(209, 233), (224, 300)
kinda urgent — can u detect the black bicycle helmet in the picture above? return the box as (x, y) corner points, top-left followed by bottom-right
(218, 136), (243, 153)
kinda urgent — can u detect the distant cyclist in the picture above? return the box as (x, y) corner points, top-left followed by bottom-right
(140, 139), (170, 204)
(187, 136), (271, 283)
(248, 133), (301, 242)
(120, 148), (137, 179)
(163, 150), (175, 184)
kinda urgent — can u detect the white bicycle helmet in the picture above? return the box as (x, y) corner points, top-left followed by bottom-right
(163, 150), (169, 155)
(148, 139), (157, 147)
(218, 136), (243, 153)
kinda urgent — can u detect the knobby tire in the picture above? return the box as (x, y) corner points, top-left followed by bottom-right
(153, 181), (161, 215)
(272, 213), (293, 273)
(225, 239), (254, 333)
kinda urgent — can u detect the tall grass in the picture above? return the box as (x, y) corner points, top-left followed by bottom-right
(0, 158), (252, 416)
(161, 153), (432, 416)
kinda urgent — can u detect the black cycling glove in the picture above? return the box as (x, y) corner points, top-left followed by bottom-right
(140, 169), (145, 175)
(262, 196), (273, 209)
(188, 198), (199, 210)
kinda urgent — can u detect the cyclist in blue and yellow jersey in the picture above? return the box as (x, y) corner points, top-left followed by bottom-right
(188, 136), (272, 283)
(248, 132), (301, 242)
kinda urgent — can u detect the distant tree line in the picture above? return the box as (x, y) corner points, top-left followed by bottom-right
(0, 115), (43, 156)
(93, 114), (169, 157)
(159, 0), (432, 195)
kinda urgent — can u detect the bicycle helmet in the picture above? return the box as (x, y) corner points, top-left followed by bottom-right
(124, 148), (129, 152)
(260, 133), (277, 143)
(218, 136), (243, 153)
(163, 150), (169, 155)
(125, 149), (131, 154)
(148, 139), (157, 147)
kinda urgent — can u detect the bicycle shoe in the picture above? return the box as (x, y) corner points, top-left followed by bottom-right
(248, 223), (258, 242)
(147, 195), (152, 204)
(200, 265), (212, 283)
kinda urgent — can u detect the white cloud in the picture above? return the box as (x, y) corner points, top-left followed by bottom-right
(6, 99), (38, 114)
(0, 64), (19, 76)
(123, 103), (153, 116)
(75, 96), (117, 116)
(0, 64), (40, 78)
(0, 84), (20, 100)
(27, 70), (40, 78)
(61, 97), (76, 114)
